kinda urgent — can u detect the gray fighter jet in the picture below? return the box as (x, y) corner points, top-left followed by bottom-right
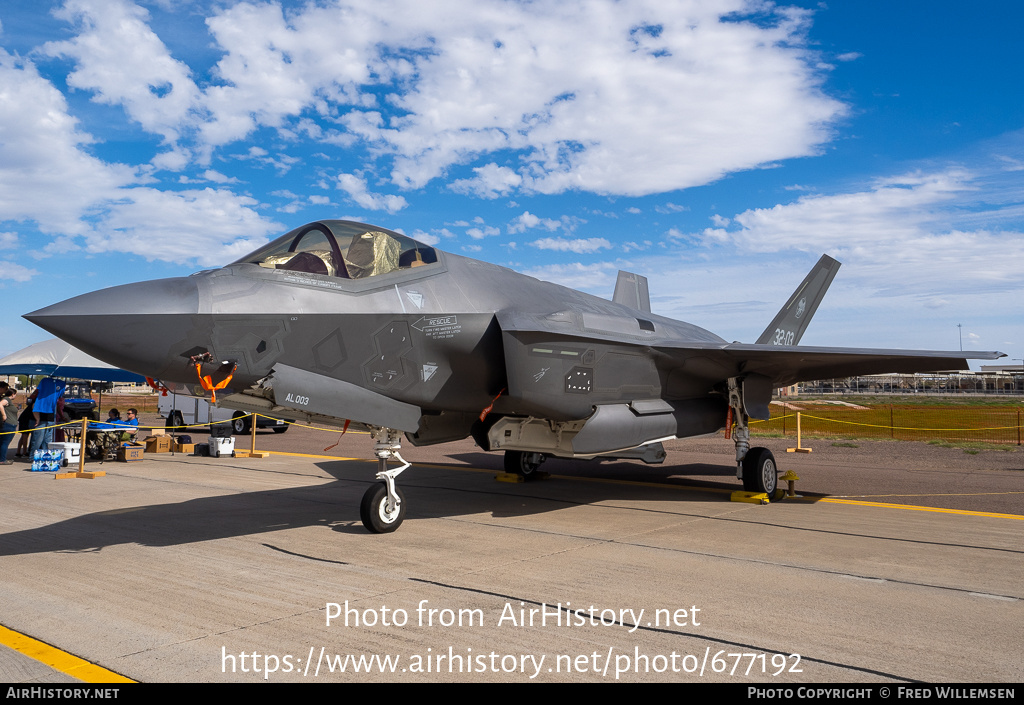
(26, 220), (1002, 532)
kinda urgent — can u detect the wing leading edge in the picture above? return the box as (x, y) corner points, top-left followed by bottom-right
(663, 342), (1002, 389)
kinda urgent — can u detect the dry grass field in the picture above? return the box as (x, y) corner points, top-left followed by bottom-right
(757, 398), (1024, 445)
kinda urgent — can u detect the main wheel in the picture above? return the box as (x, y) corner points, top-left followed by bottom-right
(272, 425), (288, 434)
(231, 412), (252, 435)
(742, 447), (779, 495)
(166, 411), (184, 430)
(504, 450), (546, 480)
(360, 483), (406, 533)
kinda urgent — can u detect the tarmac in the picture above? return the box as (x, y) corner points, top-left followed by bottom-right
(1, 421), (1021, 683)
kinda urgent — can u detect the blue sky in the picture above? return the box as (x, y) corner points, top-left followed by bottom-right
(1, 0), (1021, 365)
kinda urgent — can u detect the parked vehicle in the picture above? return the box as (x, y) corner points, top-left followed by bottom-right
(63, 384), (99, 421)
(158, 394), (291, 434)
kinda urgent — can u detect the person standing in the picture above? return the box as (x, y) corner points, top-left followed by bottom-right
(0, 388), (17, 464)
(16, 394), (34, 458)
(27, 377), (66, 457)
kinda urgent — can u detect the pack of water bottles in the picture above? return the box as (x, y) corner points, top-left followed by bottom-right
(31, 448), (65, 472)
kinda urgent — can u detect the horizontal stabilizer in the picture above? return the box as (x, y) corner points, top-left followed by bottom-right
(756, 254), (840, 346)
(612, 271), (651, 313)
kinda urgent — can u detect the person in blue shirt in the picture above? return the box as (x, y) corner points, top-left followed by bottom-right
(28, 377), (65, 457)
(119, 408), (139, 440)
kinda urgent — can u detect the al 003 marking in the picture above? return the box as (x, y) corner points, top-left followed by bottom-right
(285, 393), (310, 406)
(771, 328), (795, 346)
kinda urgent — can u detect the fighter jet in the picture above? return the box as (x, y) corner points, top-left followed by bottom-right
(26, 219), (1002, 532)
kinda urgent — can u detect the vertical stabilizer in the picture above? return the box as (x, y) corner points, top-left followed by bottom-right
(612, 271), (651, 313)
(755, 255), (840, 346)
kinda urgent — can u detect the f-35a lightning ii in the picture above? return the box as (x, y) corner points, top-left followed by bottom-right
(26, 220), (1002, 532)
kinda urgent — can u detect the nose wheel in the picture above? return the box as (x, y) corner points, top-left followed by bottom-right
(359, 428), (411, 533)
(360, 483), (406, 533)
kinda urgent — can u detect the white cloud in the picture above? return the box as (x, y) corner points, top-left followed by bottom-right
(83, 187), (281, 266)
(43, 0), (202, 146)
(530, 237), (612, 254)
(202, 169), (238, 184)
(0, 48), (281, 267)
(995, 155), (1024, 172)
(46, 0), (845, 197)
(508, 211), (561, 234)
(622, 240), (652, 252)
(0, 260), (39, 283)
(336, 173), (408, 213)
(450, 163), (522, 198)
(409, 229), (440, 246)
(466, 225), (500, 239)
(0, 49), (135, 234)
(699, 168), (1024, 297)
(519, 261), (618, 291)
(711, 169), (970, 252)
(152, 148), (190, 172)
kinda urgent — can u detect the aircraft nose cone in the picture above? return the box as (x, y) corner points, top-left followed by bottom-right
(25, 277), (202, 381)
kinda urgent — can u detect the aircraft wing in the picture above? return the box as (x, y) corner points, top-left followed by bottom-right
(497, 311), (1002, 388)
(660, 342), (1002, 389)
(497, 309), (1001, 422)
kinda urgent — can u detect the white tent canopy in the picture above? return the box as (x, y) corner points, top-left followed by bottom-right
(0, 339), (145, 383)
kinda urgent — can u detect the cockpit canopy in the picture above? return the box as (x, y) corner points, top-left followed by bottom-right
(232, 220), (438, 280)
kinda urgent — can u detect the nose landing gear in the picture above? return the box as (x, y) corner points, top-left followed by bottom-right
(359, 427), (411, 533)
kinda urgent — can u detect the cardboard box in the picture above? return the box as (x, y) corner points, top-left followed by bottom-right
(145, 436), (173, 453)
(118, 444), (145, 462)
(175, 442), (196, 454)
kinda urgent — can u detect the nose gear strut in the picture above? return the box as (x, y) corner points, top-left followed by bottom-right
(359, 427), (411, 533)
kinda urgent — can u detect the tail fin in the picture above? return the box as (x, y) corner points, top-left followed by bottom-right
(612, 271), (651, 313)
(755, 254), (840, 346)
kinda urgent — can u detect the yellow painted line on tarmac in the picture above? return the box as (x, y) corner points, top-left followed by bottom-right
(818, 497), (1024, 520)
(831, 491), (1024, 499)
(262, 451), (364, 461)
(0, 624), (134, 683)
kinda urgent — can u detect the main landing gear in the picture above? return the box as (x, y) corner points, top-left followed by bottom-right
(359, 428), (410, 533)
(727, 378), (779, 496)
(503, 450), (546, 480)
